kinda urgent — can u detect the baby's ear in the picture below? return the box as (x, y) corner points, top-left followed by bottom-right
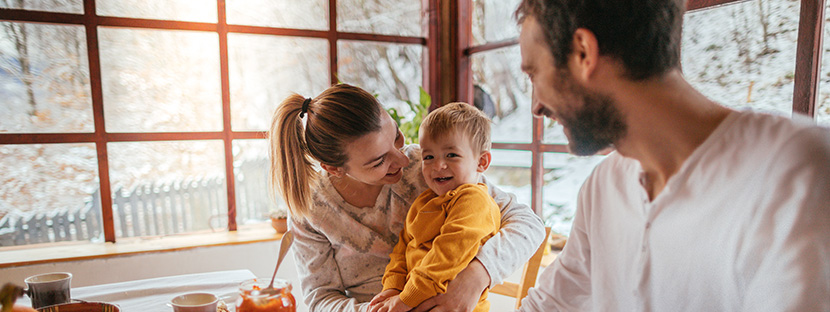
(477, 151), (492, 173)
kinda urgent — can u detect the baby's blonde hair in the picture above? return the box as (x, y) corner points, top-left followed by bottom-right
(419, 102), (491, 154)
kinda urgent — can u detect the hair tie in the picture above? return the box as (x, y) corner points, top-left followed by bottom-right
(300, 98), (311, 118)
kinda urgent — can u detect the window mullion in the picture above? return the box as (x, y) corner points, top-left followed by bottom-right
(329, 0), (338, 85)
(530, 116), (544, 217)
(84, 0), (115, 243)
(217, 0), (237, 231)
(792, 0), (826, 117)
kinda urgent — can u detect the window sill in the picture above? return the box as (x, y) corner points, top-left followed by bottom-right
(0, 223), (282, 268)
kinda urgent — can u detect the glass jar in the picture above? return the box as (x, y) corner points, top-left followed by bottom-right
(235, 278), (296, 312)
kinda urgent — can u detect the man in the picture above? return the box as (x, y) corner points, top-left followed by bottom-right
(515, 0), (830, 311)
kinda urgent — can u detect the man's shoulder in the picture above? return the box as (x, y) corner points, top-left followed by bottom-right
(727, 111), (830, 158)
(730, 110), (824, 142)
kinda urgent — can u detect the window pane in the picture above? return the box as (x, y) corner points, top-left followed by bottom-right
(817, 1), (830, 126)
(471, 0), (521, 45)
(543, 153), (605, 236)
(108, 140), (227, 238)
(226, 0), (328, 30)
(0, 0), (82, 14)
(229, 34), (329, 131)
(232, 139), (277, 226)
(471, 45), (532, 143)
(542, 118), (568, 144)
(96, 0), (217, 23)
(485, 149), (531, 207)
(99, 27), (222, 132)
(0, 143), (102, 247)
(0, 22), (92, 133)
(337, 0), (421, 36)
(681, 0), (799, 116)
(338, 40), (423, 114)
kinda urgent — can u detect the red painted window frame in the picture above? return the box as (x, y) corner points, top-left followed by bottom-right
(0, 0), (432, 243)
(456, 0), (827, 216)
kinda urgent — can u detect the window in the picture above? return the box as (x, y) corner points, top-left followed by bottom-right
(3, 0), (825, 249)
(461, 0), (829, 236)
(681, 0), (800, 116)
(818, 1), (830, 126)
(466, 0), (608, 236)
(0, 0), (427, 247)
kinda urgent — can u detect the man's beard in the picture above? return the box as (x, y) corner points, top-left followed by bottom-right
(555, 71), (627, 156)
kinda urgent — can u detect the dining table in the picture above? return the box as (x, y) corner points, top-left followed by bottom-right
(16, 269), (258, 311)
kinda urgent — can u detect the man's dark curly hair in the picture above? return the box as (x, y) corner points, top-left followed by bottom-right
(515, 0), (684, 80)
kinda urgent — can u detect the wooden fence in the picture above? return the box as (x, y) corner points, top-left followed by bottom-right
(0, 158), (275, 246)
(0, 190), (103, 246)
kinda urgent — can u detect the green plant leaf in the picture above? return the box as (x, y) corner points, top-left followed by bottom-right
(383, 86), (432, 145)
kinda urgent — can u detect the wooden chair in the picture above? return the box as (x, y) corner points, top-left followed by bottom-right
(490, 227), (552, 309)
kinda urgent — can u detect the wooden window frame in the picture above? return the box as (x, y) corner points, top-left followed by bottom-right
(1, 0), (824, 243)
(0, 0), (431, 243)
(456, 0), (827, 216)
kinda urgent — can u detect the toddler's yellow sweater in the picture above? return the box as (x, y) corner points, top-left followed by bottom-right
(382, 183), (500, 311)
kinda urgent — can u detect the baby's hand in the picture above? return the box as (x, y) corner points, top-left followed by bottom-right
(384, 297), (413, 312)
(369, 289), (401, 312)
(371, 295), (412, 312)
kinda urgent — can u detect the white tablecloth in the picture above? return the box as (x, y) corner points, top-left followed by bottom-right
(19, 269), (256, 311)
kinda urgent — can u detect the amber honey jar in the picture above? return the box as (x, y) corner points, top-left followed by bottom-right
(235, 278), (296, 312)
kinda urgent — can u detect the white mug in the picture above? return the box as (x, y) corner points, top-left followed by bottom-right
(170, 293), (218, 312)
(24, 272), (72, 309)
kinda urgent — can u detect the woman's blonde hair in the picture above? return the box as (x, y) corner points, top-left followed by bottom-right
(269, 84), (384, 220)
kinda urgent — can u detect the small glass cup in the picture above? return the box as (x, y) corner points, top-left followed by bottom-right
(25, 272), (72, 309)
(170, 293), (218, 312)
(235, 278), (296, 312)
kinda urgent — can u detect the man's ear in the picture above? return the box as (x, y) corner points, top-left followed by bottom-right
(320, 163), (345, 177)
(570, 28), (600, 83)
(477, 151), (492, 173)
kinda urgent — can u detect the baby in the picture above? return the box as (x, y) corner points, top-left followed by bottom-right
(369, 102), (501, 312)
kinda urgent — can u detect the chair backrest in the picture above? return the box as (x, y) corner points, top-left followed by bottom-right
(490, 226), (552, 309)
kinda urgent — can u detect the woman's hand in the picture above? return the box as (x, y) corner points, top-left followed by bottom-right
(412, 259), (489, 312)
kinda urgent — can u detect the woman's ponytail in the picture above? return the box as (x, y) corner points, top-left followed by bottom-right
(269, 94), (318, 220)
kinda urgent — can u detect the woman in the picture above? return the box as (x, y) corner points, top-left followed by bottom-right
(269, 84), (545, 311)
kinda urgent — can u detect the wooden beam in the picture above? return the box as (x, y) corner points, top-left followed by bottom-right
(97, 16), (216, 31)
(83, 0), (115, 243)
(338, 32), (425, 45)
(217, 0), (237, 231)
(792, 0), (826, 117)
(227, 24), (328, 38)
(686, 0), (750, 12)
(107, 132), (224, 142)
(0, 133), (95, 144)
(464, 38), (518, 56)
(530, 117), (544, 216)
(329, 0), (338, 85)
(424, 0), (438, 104)
(0, 8), (83, 24)
(426, 0), (463, 108)
(456, 0), (473, 105)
